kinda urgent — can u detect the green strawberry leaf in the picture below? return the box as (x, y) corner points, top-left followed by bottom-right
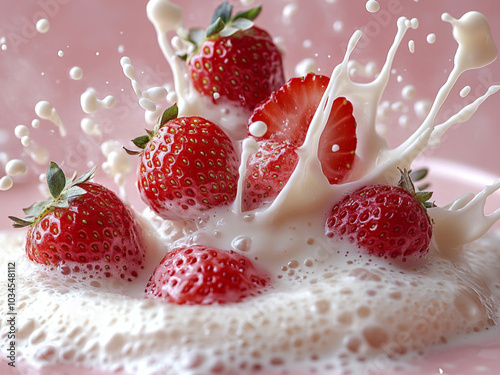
(73, 165), (97, 186)
(65, 185), (88, 201)
(132, 135), (152, 150)
(47, 162), (66, 199)
(159, 103), (179, 128)
(206, 17), (226, 38)
(22, 200), (49, 218)
(211, 1), (233, 25)
(233, 6), (262, 22)
(8, 216), (33, 229)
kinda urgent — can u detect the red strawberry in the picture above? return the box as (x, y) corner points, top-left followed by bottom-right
(145, 245), (269, 305)
(325, 169), (434, 264)
(127, 104), (239, 220)
(9, 162), (145, 281)
(249, 73), (357, 184)
(243, 140), (299, 211)
(186, 2), (284, 111)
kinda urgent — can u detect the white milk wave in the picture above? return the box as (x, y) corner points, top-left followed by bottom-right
(2, 2), (500, 375)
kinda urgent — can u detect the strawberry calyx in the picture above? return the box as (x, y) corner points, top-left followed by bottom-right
(125, 104), (179, 155)
(179, 1), (262, 57)
(9, 162), (96, 228)
(398, 168), (435, 210)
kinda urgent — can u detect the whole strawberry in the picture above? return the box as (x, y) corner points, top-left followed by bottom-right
(127, 104), (239, 220)
(243, 140), (298, 211)
(185, 2), (284, 111)
(145, 245), (269, 305)
(325, 169), (434, 264)
(9, 162), (145, 280)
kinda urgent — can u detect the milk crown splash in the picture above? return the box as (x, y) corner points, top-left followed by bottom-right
(145, 1), (500, 263)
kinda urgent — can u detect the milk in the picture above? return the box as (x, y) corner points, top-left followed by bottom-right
(1, 1), (500, 375)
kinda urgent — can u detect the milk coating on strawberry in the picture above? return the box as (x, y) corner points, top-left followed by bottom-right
(145, 245), (269, 305)
(128, 104), (240, 220)
(9, 162), (146, 281)
(325, 170), (434, 264)
(186, 2), (285, 111)
(3, 1), (500, 375)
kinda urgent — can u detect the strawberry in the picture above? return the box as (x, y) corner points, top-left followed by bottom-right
(325, 169), (434, 264)
(145, 245), (269, 305)
(249, 74), (357, 184)
(9, 162), (145, 280)
(242, 140), (299, 211)
(126, 104), (239, 220)
(185, 2), (284, 111)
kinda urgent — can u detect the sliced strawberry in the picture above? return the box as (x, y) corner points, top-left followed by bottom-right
(249, 73), (357, 184)
(145, 245), (270, 305)
(243, 140), (299, 211)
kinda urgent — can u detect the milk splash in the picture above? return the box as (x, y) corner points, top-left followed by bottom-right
(147, 1), (500, 265)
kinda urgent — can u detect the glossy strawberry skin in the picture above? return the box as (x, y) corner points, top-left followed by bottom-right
(26, 182), (145, 280)
(325, 184), (433, 263)
(243, 140), (299, 211)
(249, 74), (357, 184)
(189, 26), (285, 111)
(137, 116), (240, 220)
(145, 245), (269, 305)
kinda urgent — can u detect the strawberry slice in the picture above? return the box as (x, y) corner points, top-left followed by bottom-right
(249, 73), (357, 184)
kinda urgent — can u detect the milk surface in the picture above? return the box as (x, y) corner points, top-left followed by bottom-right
(1, 1), (500, 375)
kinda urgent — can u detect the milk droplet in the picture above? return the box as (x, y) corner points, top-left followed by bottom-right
(0, 176), (13, 191)
(283, 4), (298, 23)
(14, 125), (29, 139)
(442, 11), (498, 70)
(57, 50), (64, 57)
(69, 66), (83, 80)
(147, 0), (183, 33)
(402, 85), (416, 100)
(427, 33), (436, 44)
(36, 19), (50, 34)
(231, 235), (252, 252)
(460, 86), (471, 97)
(21, 136), (31, 147)
(35, 101), (66, 137)
(139, 97), (157, 112)
(414, 100), (432, 119)
(408, 40), (415, 54)
(333, 21), (343, 33)
(365, 0), (380, 13)
(144, 87), (167, 102)
(31, 119), (40, 129)
(295, 58), (317, 76)
(5, 159), (28, 176)
(80, 88), (116, 114)
(249, 121), (268, 138)
(331, 144), (340, 152)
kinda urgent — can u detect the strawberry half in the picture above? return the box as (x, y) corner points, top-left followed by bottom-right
(325, 169), (434, 264)
(127, 104), (240, 220)
(185, 2), (284, 111)
(249, 73), (357, 185)
(9, 162), (146, 281)
(145, 245), (270, 305)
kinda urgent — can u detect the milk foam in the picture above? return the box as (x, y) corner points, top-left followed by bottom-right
(1, 1), (500, 375)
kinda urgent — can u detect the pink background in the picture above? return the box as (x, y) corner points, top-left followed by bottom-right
(0, 0), (500, 374)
